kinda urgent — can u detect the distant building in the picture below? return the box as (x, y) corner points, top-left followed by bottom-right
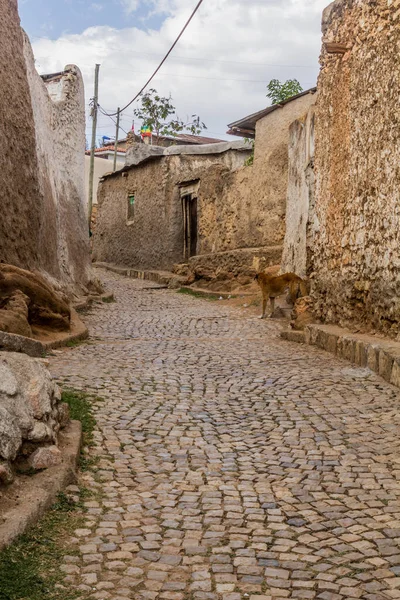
(84, 146), (126, 206)
(105, 132), (225, 151)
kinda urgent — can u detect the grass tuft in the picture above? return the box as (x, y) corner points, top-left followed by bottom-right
(0, 491), (86, 600)
(0, 388), (102, 599)
(176, 287), (220, 301)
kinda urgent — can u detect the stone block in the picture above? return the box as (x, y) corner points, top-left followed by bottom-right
(390, 360), (400, 388)
(0, 352), (66, 478)
(378, 349), (394, 383)
(354, 340), (368, 367)
(28, 446), (62, 470)
(367, 344), (380, 372)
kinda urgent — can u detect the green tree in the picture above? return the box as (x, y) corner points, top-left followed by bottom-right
(133, 88), (206, 142)
(266, 79), (303, 105)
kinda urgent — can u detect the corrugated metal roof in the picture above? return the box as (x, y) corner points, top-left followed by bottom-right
(227, 87), (317, 137)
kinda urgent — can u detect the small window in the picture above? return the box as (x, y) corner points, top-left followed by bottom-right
(127, 193), (135, 221)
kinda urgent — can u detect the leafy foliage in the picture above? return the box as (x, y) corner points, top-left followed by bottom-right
(134, 89), (207, 141)
(244, 138), (255, 166)
(266, 79), (303, 105)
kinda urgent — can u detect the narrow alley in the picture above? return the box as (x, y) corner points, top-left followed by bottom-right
(49, 270), (400, 600)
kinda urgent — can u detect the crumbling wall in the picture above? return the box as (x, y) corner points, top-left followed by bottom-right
(23, 39), (91, 293)
(0, 0), (90, 295)
(197, 92), (317, 258)
(312, 0), (400, 336)
(281, 105), (316, 277)
(93, 150), (251, 270)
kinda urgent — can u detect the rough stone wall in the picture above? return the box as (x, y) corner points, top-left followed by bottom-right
(0, 0), (90, 295)
(312, 0), (400, 336)
(281, 105), (316, 277)
(197, 93), (317, 257)
(0, 352), (69, 483)
(93, 150), (251, 270)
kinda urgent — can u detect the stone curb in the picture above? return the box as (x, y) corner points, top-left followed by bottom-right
(281, 323), (400, 389)
(93, 263), (259, 298)
(93, 262), (186, 287)
(73, 292), (115, 312)
(179, 286), (255, 299)
(0, 331), (45, 358)
(0, 311), (88, 357)
(281, 330), (306, 344)
(43, 310), (89, 351)
(0, 420), (82, 550)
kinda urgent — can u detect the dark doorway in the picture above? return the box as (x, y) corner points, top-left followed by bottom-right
(182, 194), (198, 259)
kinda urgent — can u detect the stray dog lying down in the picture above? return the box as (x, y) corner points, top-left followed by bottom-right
(255, 272), (308, 319)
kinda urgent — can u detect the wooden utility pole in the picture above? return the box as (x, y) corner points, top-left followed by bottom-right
(113, 107), (121, 172)
(88, 63), (100, 231)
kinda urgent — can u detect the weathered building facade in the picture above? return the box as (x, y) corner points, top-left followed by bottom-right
(0, 0), (91, 295)
(281, 105), (316, 278)
(93, 142), (252, 271)
(310, 0), (400, 336)
(228, 90), (317, 280)
(94, 91), (316, 288)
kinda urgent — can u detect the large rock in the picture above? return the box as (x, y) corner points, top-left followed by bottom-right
(0, 290), (32, 337)
(0, 352), (68, 482)
(0, 264), (71, 337)
(28, 446), (62, 470)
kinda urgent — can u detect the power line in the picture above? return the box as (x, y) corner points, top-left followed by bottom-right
(101, 0), (205, 117)
(98, 106), (129, 135)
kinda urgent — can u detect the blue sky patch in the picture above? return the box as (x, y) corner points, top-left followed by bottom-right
(19, 0), (165, 39)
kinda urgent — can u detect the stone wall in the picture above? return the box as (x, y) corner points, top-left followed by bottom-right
(197, 93), (317, 258)
(281, 105), (316, 277)
(94, 94), (315, 277)
(0, 0), (91, 295)
(0, 352), (69, 484)
(93, 149), (251, 271)
(311, 0), (400, 336)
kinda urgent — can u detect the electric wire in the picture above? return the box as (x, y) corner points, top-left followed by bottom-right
(100, 0), (205, 117)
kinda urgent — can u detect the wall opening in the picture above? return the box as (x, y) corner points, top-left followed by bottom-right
(179, 181), (200, 260)
(127, 192), (135, 221)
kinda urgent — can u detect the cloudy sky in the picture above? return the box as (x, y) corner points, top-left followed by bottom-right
(19, 0), (328, 145)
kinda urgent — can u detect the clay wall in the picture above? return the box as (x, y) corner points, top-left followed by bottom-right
(197, 92), (317, 258)
(281, 105), (316, 277)
(311, 0), (400, 336)
(0, 1), (90, 295)
(93, 150), (249, 270)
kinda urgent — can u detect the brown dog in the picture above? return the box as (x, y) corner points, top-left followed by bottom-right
(255, 272), (308, 319)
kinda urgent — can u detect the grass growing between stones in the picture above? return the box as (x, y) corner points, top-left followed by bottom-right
(61, 389), (100, 471)
(177, 287), (221, 301)
(0, 389), (101, 599)
(0, 491), (88, 600)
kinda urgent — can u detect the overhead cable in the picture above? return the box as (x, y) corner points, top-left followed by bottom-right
(100, 0), (205, 117)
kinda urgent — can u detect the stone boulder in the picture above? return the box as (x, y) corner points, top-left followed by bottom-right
(0, 264), (71, 338)
(290, 296), (315, 331)
(0, 352), (69, 483)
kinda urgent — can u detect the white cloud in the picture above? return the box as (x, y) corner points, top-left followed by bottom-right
(120, 0), (140, 14)
(90, 3), (104, 11)
(30, 0), (328, 141)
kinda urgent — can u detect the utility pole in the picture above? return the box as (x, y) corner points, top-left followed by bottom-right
(88, 63), (100, 232)
(113, 107), (121, 172)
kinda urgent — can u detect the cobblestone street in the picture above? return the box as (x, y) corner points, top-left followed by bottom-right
(50, 271), (400, 600)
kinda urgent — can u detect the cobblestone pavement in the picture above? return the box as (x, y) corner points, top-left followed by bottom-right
(50, 270), (400, 600)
